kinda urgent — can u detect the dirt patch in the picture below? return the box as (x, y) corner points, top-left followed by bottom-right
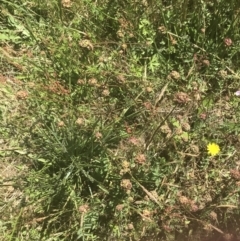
(0, 158), (28, 218)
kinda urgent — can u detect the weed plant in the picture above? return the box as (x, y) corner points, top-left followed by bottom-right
(1, 0), (240, 240)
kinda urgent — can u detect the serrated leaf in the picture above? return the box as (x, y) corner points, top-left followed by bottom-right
(0, 33), (20, 41)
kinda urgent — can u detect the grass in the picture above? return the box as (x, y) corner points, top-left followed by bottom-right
(1, 0), (240, 240)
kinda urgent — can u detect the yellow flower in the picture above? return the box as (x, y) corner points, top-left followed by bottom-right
(207, 143), (220, 156)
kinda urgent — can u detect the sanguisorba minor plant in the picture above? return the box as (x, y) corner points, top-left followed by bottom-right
(1, 0), (240, 240)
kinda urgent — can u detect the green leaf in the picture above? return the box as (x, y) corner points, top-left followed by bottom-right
(14, 149), (27, 155)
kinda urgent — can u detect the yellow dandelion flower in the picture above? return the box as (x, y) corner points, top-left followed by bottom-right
(207, 143), (220, 156)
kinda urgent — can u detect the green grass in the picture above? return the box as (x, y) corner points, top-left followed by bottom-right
(1, 0), (240, 240)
